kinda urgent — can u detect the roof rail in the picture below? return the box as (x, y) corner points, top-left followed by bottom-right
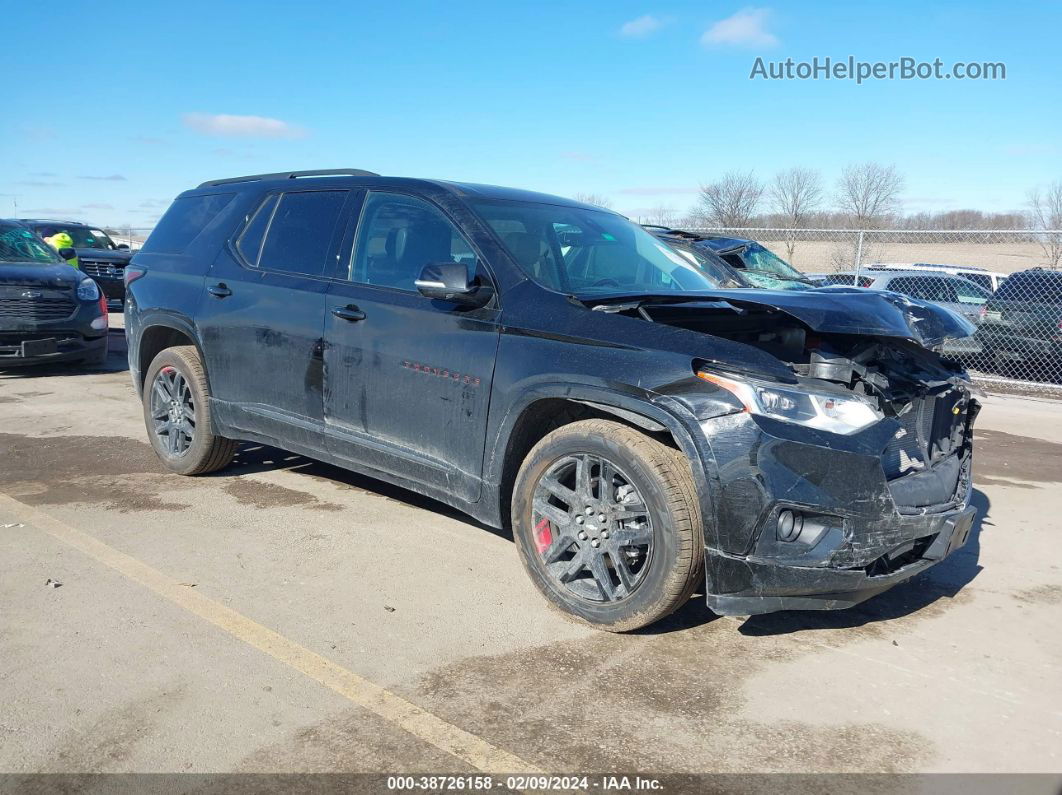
(197, 169), (379, 188)
(19, 217), (85, 226)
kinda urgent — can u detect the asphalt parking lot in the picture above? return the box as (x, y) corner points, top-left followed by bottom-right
(1, 320), (1060, 778)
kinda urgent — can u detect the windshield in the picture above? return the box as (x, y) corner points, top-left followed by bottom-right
(718, 241), (806, 281)
(742, 270), (815, 291)
(33, 224), (117, 250)
(0, 224), (63, 265)
(472, 200), (719, 295)
(665, 241), (748, 288)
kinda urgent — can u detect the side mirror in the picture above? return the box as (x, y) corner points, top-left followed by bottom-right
(116, 243), (130, 251)
(415, 261), (487, 306)
(58, 247), (77, 261)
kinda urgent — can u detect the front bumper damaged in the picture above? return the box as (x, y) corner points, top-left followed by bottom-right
(706, 506), (975, 614)
(698, 403), (977, 616)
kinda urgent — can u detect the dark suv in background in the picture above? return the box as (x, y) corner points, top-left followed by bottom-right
(0, 220), (109, 366)
(22, 219), (132, 303)
(976, 268), (1062, 378)
(126, 169), (980, 630)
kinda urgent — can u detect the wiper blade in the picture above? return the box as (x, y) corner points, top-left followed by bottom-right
(587, 294), (742, 313)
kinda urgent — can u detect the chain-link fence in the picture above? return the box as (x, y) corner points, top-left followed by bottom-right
(685, 227), (1062, 395)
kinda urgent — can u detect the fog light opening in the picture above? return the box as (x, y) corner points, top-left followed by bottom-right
(777, 509), (804, 542)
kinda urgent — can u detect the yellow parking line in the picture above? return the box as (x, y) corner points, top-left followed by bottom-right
(0, 493), (542, 776)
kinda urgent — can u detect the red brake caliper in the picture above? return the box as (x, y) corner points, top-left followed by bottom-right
(534, 517), (553, 555)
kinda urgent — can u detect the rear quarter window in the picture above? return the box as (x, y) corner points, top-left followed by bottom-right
(141, 193), (235, 254)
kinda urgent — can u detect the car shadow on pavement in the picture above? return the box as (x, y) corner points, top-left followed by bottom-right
(0, 331), (128, 379)
(199, 442), (991, 637)
(736, 488), (991, 637)
(216, 442), (513, 541)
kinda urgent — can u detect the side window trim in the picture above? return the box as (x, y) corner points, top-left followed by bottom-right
(235, 192), (280, 268)
(253, 194), (280, 269)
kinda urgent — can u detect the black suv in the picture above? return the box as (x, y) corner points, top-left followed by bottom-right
(975, 268), (1062, 379)
(127, 169), (980, 630)
(21, 219), (132, 302)
(0, 220), (109, 366)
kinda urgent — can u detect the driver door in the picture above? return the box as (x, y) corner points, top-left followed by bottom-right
(322, 191), (501, 502)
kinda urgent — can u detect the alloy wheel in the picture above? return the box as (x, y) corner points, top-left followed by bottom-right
(531, 453), (654, 603)
(149, 366), (197, 456)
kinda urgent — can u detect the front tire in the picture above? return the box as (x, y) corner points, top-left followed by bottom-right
(511, 419), (703, 632)
(142, 346), (237, 475)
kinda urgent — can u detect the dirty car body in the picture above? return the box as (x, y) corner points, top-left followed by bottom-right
(126, 171), (980, 621)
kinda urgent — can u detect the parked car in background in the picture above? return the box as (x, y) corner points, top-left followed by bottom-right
(864, 263), (1009, 293)
(22, 219), (133, 304)
(642, 227), (815, 290)
(976, 269), (1062, 379)
(0, 220), (109, 366)
(126, 169), (979, 630)
(817, 270), (992, 323)
(644, 227), (751, 289)
(817, 270), (992, 357)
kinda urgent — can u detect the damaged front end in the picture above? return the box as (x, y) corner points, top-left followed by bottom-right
(599, 290), (981, 614)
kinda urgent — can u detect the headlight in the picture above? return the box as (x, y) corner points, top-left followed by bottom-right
(697, 370), (883, 435)
(76, 278), (100, 302)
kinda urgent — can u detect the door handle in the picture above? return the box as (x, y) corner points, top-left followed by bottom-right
(208, 283), (232, 298)
(331, 305), (366, 322)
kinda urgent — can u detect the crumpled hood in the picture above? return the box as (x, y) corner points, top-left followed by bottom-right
(591, 286), (976, 349)
(0, 262), (83, 289)
(721, 286), (976, 346)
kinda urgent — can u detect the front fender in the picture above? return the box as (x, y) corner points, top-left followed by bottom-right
(487, 382), (721, 550)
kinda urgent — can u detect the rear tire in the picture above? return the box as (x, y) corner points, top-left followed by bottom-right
(511, 419), (704, 632)
(142, 346), (237, 475)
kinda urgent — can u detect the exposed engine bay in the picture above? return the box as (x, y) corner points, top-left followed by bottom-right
(606, 297), (980, 512)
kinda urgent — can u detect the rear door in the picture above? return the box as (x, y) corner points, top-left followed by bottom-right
(321, 190), (501, 502)
(198, 189), (350, 441)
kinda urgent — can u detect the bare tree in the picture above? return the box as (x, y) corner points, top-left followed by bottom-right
(769, 167), (823, 259)
(696, 171), (764, 228)
(640, 204), (684, 228)
(572, 192), (613, 210)
(1027, 180), (1062, 267)
(835, 162), (905, 228)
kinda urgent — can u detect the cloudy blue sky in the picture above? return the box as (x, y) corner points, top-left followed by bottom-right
(1, 0), (1059, 227)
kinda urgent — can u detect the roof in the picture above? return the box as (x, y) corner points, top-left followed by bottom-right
(643, 226), (752, 247)
(865, 262), (1006, 276)
(192, 169), (603, 211)
(827, 269), (991, 287)
(19, 218), (92, 227)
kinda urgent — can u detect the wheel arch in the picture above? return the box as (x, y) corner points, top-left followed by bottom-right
(134, 313), (210, 394)
(491, 387), (717, 542)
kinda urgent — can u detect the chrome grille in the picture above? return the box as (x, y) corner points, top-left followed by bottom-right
(0, 297), (77, 321)
(81, 260), (125, 280)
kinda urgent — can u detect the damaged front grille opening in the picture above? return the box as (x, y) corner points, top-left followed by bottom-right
(629, 301), (977, 512)
(862, 534), (936, 578)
